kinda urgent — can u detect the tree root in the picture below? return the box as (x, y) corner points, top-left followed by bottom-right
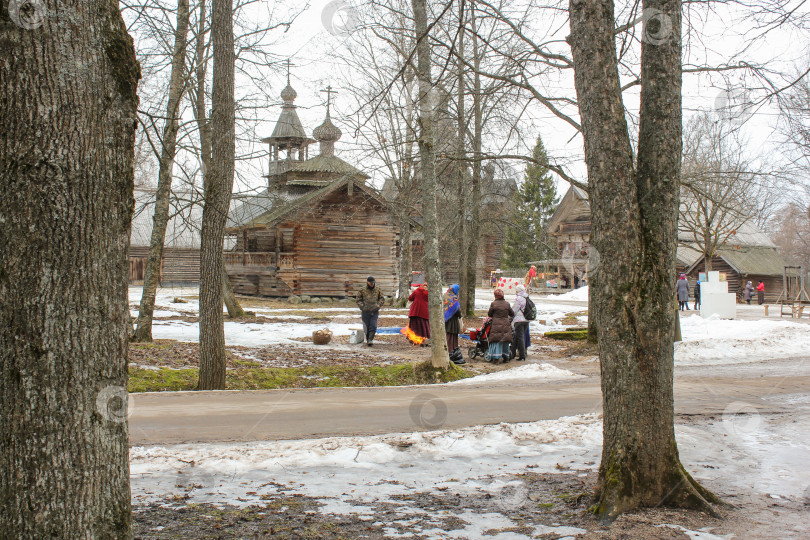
(591, 461), (725, 523)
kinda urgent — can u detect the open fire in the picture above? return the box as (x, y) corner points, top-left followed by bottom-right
(400, 326), (426, 345)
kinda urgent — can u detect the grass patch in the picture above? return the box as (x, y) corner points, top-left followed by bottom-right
(544, 329), (588, 341)
(128, 362), (472, 393)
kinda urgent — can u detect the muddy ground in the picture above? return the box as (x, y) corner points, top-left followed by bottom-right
(132, 469), (745, 539)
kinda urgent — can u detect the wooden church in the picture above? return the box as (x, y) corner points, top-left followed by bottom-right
(224, 81), (400, 297)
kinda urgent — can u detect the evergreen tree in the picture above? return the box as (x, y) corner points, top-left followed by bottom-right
(501, 135), (559, 268)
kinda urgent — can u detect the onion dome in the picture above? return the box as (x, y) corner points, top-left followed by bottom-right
(313, 114), (342, 143)
(280, 83), (297, 103)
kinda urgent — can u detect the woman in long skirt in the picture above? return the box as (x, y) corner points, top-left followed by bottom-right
(443, 284), (462, 359)
(407, 284), (430, 343)
(486, 288), (514, 364)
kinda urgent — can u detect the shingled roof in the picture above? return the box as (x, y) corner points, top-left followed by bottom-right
(226, 177), (385, 232)
(289, 153), (370, 180)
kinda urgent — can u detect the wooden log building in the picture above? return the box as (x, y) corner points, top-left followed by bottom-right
(224, 82), (399, 297)
(545, 185), (786, 300)
(129, 188), (208, 285)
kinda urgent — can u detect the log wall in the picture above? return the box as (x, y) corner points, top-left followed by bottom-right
(129, 247), (200, 284)
(226, 186), (399, 298)
(686, 256), (783, 303)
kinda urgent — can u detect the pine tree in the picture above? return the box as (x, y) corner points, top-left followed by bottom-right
(501, 135), (559, 268)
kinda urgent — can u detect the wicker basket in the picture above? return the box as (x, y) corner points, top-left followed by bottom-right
(312, 328), (333, 345)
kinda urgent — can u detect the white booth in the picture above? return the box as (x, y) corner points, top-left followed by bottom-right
(700, 271), (736, 319)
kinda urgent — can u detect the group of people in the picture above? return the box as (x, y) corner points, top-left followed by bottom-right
(743, 280), (766, 305)
(406, 282), (464, 364)
(485, 285), (531, 364)
(676, 274), (766, 311)
(355, 276), (531, 365)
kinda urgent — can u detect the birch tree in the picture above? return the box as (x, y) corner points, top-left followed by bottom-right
(133, 0), (191, 342)
(412, 0), (450, 368)
(198, 0), (235, 390)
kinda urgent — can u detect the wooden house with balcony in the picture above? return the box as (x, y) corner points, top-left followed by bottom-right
(224, 82), (399, 297)
(540, 185), (785, 297)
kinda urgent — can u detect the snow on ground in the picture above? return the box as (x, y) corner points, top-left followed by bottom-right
(149, 319), (363, 348)
(676, 315), (810, 365)
(130, 286), (810, 367)
(449, 363), (584, 385)
(131, 414), (601, 537)
(549, 286), (589, 302)
(131, 407), (810, 538)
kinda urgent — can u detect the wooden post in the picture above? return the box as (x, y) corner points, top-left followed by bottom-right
(764, 305), (769, 317)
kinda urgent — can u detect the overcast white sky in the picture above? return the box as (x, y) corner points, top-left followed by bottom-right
(129, 0), (809, 201)
(253, 1), (808, 194)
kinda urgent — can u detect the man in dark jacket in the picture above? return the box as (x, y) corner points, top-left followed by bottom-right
(356, 276), (385, 346)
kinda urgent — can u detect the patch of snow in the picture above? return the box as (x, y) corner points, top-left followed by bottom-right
(676, 315), (810, 365)
(130, 414), (603, 511)
(553, 286), (589, 302)
(149, 319), (364, 348)
(449, 363), (584, 385)
(658, 524), (735, 539)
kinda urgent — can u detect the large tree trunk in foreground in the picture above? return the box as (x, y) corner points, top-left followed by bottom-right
(198, 0), (235, 390)
(0, 1), (139, 535)
(412, 0), (449, 368)
(568, 0), (719, 520)
(133, 0), (190, 342)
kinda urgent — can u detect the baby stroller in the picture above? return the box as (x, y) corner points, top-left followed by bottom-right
(467, 318), (492, 360)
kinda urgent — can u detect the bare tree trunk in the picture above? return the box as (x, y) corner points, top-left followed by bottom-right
(464, 5), (483, 317)
(412, 0), (449, 368)
(133, 0), (190, 342)
(568, 0), (719, 520)
(0, 2), (139, 536)
(455, 2), (469, 308)
(198, 0), (235, 390)
(192, 0), (245, 320)
(222, 266), (245, 317)
(397, 211), (413, 307)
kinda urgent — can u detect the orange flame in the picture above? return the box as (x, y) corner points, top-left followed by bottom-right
(400, 326), (426, 345)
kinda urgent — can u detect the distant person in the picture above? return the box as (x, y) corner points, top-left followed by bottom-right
(443, 284), (464, 364)
(676, 274), (690, 311)
(573, 273), (580, 289)
(510, 285), (530, 361)
(744, 281), (754, 305)
(524, 265), (537, 291)
(694, 279), (701, 310)
(757, 280), (765, 305)
(486, 288), (514, 364)
(356, 276), (385, 346)
(407, 283), (430, 344)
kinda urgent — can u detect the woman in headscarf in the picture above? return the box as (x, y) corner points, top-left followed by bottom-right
(407, 284), (430, 343)
(486, 288), (514, 364)
(443, 284), (463, 361)
(676, 273), (690, 311)
(744, 281), (754, 305)
(510, 284), (530, 361)
(757, 280), (765, 305)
